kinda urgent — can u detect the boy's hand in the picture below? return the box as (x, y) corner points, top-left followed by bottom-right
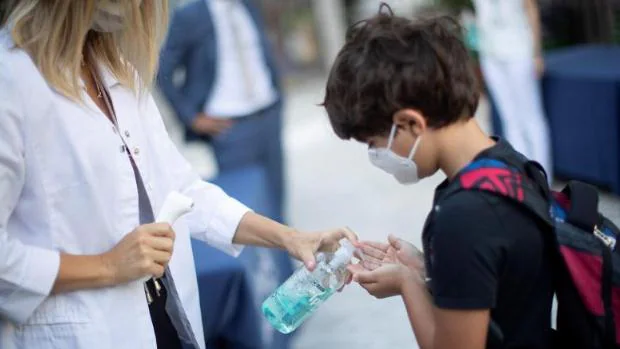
(348, 263), (413, 299)
(357, 241), (396, 270)
(358, 235), (425, 278)
(387, 235), (426, 279)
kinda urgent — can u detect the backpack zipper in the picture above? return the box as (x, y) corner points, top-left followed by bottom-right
(594, 225), (616, 249)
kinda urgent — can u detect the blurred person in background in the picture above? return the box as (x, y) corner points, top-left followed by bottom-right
(324, 7), (553, 349)
(474, 0), (553, 179)
(157, 0), (286, 223)
(0, 1), (356, 348)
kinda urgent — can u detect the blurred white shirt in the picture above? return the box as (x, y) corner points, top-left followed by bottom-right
(0, 31), (249, 349)
(473, 0), (534, 60)
(205, 0), (277, 118)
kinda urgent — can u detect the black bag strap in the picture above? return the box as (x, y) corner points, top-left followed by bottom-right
(561, 181), (600, 232)
(601, 247), (617, 349)
(524, 161), (551, 201)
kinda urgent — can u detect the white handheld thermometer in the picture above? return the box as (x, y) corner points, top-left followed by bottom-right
(143, 191), (194, 283)
(156, 191), (194, 224)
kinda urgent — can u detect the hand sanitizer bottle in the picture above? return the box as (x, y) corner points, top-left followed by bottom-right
(261, 239), (355, 334)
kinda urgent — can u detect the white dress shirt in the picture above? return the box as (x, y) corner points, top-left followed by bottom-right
(473, 0), (534, 60)
(204, 0), (278, 118)
(0, 31), (249, 349)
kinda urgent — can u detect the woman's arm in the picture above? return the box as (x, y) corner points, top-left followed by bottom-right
(52, 222), (176, 294)
(233, 212), (357, 269)
(143, 96), (358, 267)
(51, 254), (115, 294)
(0, 69), (61, 323)
(231, 211), (293, 249)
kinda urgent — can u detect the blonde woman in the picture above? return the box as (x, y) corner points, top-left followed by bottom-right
(0, 1), (357, 349)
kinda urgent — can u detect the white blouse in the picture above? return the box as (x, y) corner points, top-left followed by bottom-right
(0, 31), (249, 349)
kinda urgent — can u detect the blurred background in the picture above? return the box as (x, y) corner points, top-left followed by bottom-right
(156, 1), (620, 348)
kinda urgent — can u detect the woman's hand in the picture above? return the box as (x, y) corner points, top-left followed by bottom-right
(231, 214), (358, 288)
(283, 227), (359, 271)
(102, 223), (175, 284)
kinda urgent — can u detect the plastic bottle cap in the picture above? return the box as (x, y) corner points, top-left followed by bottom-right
(329, 239), (355, 268)
(338, 238), (355, 254)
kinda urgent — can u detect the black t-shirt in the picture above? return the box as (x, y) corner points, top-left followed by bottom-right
(424, 140), (554, 349)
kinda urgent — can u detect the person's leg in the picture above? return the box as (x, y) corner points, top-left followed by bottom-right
(505, 58), (553, 179)
(481, 56), (531, 158)
(259, 102), (286, 223)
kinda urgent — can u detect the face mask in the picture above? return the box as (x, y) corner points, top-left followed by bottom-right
(368, 124), (423, 184)
(91, 1), (126, 33)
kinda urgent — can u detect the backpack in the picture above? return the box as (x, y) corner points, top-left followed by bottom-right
(441, 153), (620, 349)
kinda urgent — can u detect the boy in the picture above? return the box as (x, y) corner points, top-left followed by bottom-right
(323, 7), (554, 349)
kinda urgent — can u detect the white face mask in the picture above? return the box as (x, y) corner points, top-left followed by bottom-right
(368, 124), (423, 184)
(91, 1), (126, 33)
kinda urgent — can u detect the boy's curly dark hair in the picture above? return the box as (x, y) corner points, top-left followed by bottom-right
(323, 3), (480, 141)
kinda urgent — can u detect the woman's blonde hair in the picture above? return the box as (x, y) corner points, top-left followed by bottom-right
(7, 0), (169, 99)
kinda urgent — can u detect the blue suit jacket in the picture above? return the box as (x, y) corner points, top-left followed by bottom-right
(157, 0), (282, 141)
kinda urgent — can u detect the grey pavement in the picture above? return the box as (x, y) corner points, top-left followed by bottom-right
(156, 76), (620, 349)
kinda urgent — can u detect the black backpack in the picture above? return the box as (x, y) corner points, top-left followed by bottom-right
(435, 152), (620, 349)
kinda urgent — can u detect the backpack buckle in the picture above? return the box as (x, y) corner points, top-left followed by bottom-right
(594, 225), (616, 249)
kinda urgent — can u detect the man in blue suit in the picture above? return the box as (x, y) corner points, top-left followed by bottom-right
(158, 0), (285, 223)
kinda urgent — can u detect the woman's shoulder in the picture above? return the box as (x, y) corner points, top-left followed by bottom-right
(0, 29), (59, 123)
(1, 29), (28, 66)
(0, 29), (46, 92)
(0, 30), (60, 118)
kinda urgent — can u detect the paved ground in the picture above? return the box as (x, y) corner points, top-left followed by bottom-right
(157, 76), (620, 349)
